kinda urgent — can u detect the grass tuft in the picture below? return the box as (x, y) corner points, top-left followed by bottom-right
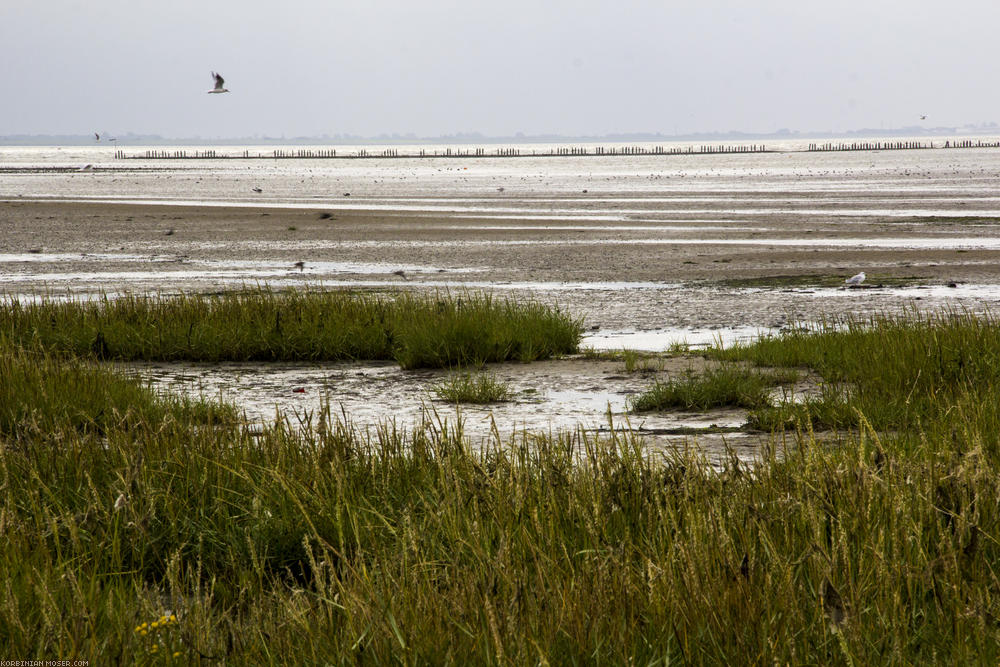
(709, 307), (1000, 436)
(432, 371), (515, 403)
(0, 289), (583, 369)
(629, 364), (798, 412)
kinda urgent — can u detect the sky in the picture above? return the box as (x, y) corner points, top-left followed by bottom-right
(3, 1), (1000, 139)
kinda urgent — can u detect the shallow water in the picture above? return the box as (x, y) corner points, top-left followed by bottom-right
(7, 139), (1000, 459)
(130, 357), (758, 463)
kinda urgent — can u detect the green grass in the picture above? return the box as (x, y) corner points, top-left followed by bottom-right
(0, 289), (583, 369)
(629, 364), (798, 412)
(620, 349), (664, 373)
(580, 347), (674, 368)
(1, 338), (998, 663)
(4, 302), (1000, 663)
(0, 340), (237, 440)
(708, 308), (1000, 436)
(432, 371), (514, 403)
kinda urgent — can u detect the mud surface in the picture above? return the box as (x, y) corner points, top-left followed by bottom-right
(4, 198), (1000, 336)
(128, 356), (757, 444)
(4, 148), (1000, 461)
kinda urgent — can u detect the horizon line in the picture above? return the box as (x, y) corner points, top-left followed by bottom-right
(3, 123), (1000, 146)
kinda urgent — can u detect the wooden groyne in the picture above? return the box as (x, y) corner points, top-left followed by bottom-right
(807, 139), (1000, 152)
(113, 144), (770, 161)
(808, 140), (933, 151)
(112, 139), (1000, 161)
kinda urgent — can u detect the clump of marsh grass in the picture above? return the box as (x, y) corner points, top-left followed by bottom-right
(0, 288), (583, 369)
(709, 308), (1000, 436)
(0, 339), (999, 664)
(620, 349), (663, 374)
(0, 339), (236, 440)
(580, 347), (665, 372)
(432, 371), (514, 403)
(666, 340), (691, 355)
(579, 347), (619, 361)
(629, 364), (798, 412)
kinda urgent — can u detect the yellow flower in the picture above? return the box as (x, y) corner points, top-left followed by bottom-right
(140, 630), (148, 636)
(150, 644), (159, 652)
(173, 652), (182, 658)
(134, 625), (142, 633)
(141, 622), (149, 629)
(169, 614), (177, 622)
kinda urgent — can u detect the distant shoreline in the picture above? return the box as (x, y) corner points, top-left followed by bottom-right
(3, 125), (1000, 147)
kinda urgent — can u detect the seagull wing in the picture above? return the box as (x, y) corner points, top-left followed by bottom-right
(212, 72), (225, 90)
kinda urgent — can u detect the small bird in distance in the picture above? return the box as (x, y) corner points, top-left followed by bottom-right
(845, 271), (866, 285)
(208, 72), (230, 94)
(251, 186), (263, 193)
(919, 115), (927, 120)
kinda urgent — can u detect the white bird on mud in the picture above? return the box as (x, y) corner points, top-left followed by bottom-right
(208, 72), (230, 94)
(845, 272), (866, 285)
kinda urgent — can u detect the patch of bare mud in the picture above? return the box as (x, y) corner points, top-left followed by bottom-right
(128, 355), (785, 464)
(7, 190), (1000, 462)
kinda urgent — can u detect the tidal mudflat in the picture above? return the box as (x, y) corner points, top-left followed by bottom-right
(6, 145), (1000, 457)
(5, 144), (1000, 662)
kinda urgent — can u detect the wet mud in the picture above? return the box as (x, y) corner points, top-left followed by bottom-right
(4, 149), (1000, 461)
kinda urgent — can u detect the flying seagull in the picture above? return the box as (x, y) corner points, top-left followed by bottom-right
(94, 132), (100, 142)
(845, 271), (866, 285)
(208, 72), (230, 94)
(919, 115), (927, 120)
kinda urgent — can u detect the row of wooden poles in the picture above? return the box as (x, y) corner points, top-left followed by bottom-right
(114, 140), (999, 161)
(806, 139), (1000, 152)
(115, 144), (770, 160)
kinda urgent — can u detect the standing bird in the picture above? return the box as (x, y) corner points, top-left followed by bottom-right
(845, 272), (866, 286)
(208, 72), (230, 94)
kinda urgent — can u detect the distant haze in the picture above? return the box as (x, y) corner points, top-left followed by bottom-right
(3, 1), (999, 139)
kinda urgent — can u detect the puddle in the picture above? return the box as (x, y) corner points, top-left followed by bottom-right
(128, 356), (760, 463)
(443, 223), (760, 231)
(582, 326), (777, 351)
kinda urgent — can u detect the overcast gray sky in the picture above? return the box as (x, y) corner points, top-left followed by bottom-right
(3, 1), (998, 138)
